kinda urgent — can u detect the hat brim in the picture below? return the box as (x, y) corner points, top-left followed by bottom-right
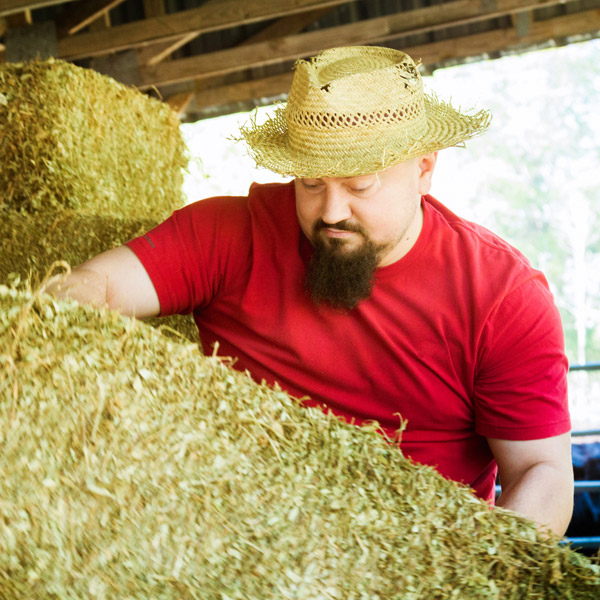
(239, 94), (491, 178)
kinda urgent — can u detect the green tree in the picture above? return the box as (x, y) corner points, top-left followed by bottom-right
(429, 39), (600, 364)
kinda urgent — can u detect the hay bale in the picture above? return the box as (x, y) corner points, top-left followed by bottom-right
(0, 209), (158, 283)
(0, 285), (598, 599)
(0, 208), (199, 343)
(0, 59), (187, 219)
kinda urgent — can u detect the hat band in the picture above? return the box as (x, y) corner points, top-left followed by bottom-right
(286, 107), (429, 162)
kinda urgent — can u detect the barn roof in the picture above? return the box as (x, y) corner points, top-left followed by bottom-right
(1, 0), (599, 122)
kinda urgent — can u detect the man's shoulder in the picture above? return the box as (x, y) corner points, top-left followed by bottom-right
(424, 194), (533, 269)
(177, 180), (295, 226)
(246, 180), (299, 230)
(247, 180), (295, 208)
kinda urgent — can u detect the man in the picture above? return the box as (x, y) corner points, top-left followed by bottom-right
(48, 46), (573, 536)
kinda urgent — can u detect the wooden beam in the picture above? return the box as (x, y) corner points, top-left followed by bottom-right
(56, 0), (126, 36)
(409, 9), (600, 64)
(165, 89), (195, 117)
(56, 0), (578, 62)
(189, 8), (600, 112)
(136, 0), (221, 70)
(6, 7), (30, 26)
(198, 6), (333, 90)
(137, 32), (198, 67)
(138, 0), (585, 89)
(135, 0), (169, 65)
(140, 5), (333, 68)
(57, 0), (353, 61)
(190, 6), (334, 97)
(194, 72), (294, 110)
(142, 0), (164, 18)
(88, 8), (110, 31)
(240, 6), (333, 45)
(0, 0), (77, 17)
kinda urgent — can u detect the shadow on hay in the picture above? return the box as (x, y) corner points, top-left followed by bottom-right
(0, 208), (199, 345)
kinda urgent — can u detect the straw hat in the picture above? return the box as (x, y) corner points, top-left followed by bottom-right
(239, 46), (491, 178)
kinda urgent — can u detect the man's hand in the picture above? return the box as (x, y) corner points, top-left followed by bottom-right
(45, 246), (161, 319)
(488, 432), (574, 537)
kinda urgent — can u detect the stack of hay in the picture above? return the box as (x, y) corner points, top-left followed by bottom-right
(0, 58), (185, 217)
(0, 285), (599, 599)
(0, 58), (197, 342)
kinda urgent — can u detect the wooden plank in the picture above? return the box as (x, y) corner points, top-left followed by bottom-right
(136, 0), (223, 67)
(88, 9), (110, 31)
(138, 0), (581, 88)
(191, 6), (333, 92)
(56, 0), (126, 36)
(165, 89), (195, 116)
(242, 6), (333, 45)
(194, 72), (294, 110)
(140, 5), (333, 68)
(6, 8), (30, 26)
(138, 32), (199, 67)
(142, 0), (164, 18)
(189, 8), (600, 112)
(408, 9), (600, 64)
(0, 0), (76, 17)
(57, 0), (353, 60)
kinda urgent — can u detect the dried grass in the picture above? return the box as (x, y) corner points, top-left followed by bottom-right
(0, 58), (187, 220)
(0, 208), (199, 343)
(0, 283), (598, 599)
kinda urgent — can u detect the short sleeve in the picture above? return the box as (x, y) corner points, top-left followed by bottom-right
(126, 196), (252, 316)
(474, 276), (571, 440)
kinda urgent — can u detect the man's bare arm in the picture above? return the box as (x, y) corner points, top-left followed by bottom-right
(45, 245), (161, 319)
(488, 432), (574, 537)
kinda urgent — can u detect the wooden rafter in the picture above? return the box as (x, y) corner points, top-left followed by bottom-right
(192, 6), (334, 92)
(6, 7), (30, 26)
(57, 0), (353, 60)
(193, 72), (295, 111)
(0, 0), (76, 17)
(188, 7), (600, 112)
(141, 6), (333, 68)
(137, 0), (591, 89)
(400, 9), (600, 65)
(142, 0), (163, 18)
(56, 0), (126, 36)
(161, 7), (333, 115)
(165, 89), (195, 117)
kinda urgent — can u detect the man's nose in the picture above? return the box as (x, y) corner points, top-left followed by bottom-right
(320, 187), (352, 225)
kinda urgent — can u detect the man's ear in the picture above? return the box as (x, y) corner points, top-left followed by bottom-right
(417, 152), (438, 195)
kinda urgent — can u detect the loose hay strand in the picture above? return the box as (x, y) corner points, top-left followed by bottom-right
(0, 285), (599, 599)
(0, 209), (200, 344)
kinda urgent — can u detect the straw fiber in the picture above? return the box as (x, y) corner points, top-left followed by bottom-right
(0, 59), (187, 219)
(239, 46), (491, 178)
(0, 209), (199, 343)
(0, 284), (598, 599)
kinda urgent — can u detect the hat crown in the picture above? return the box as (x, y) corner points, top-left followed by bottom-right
(287, 46), (425, 121)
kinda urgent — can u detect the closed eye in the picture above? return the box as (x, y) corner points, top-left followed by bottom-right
(300, 180), (325, 191)
(348, 182), (377, 196)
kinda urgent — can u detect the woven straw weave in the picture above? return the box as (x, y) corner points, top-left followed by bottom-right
(240, 46), (491, 178)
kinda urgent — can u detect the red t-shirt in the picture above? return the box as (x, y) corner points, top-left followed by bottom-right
(127, 182), (570, 501)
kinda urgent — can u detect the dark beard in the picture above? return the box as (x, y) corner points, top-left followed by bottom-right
(305, 220), (384, 311)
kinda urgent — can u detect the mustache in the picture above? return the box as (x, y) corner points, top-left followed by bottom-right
(314, 219), (366, 234)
